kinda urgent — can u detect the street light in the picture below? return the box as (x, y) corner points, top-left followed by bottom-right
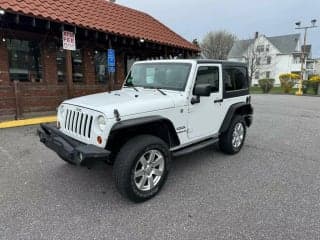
(294, 19), (318, 96)
(0, 9), (5, 15)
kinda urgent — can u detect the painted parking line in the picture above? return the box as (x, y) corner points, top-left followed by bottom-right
(0, 116), (57, 129)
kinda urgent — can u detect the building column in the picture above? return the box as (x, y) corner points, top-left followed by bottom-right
(42, 41), (58, 84)
(0, 40), (10, 84)
(83, 48), (96, 85)
(65, 50), (73, 98)
(164, 46), (168, 59)
(116, 51), (125, 88)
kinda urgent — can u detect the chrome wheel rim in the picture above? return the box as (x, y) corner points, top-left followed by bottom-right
(232, 122), (244, 148)
(134, 149), (165, 191)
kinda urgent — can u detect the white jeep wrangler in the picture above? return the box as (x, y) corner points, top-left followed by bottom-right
(38, 59), (253, 202)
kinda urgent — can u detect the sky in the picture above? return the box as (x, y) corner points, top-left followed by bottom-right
(117, 0), (320, 57)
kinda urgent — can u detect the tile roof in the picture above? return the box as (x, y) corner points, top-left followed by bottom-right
(0, 0), (198, 51)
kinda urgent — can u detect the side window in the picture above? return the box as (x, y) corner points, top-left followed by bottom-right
(224, 67), (248, 91)
(195, 66), (219, 92)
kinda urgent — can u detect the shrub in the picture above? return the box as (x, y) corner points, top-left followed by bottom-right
(279, 73), (300, 93)
(309, 75), (320, 95)
(258, 78), (275, 93)
(302, 80), (309, 94)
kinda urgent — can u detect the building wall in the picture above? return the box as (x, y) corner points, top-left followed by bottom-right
(0, 31), (125, 119)
(315, 60), (320, 75)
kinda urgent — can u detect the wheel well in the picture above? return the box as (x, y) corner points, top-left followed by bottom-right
(220, 103), (253, 133)
(234, 104), (253, 116)
(106, 119), (180, 154)
(235, 105), (253, 127)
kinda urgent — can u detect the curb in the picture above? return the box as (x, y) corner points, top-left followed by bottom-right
(0, 116), (57, 129)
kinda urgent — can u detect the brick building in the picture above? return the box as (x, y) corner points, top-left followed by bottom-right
(0, 0), (198, 119)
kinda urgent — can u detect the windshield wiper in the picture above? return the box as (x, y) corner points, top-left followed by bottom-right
(156, 88), (167, 96)
(124, 85), (139, 92)
(142, 86), (167, 95)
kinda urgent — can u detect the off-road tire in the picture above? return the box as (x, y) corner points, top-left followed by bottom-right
(219, 115), (246, 154)
(113, 135), (171, 202)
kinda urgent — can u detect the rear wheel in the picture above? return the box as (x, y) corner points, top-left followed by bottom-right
(219, 115), (246, 154)
(113, 135), (170, 202)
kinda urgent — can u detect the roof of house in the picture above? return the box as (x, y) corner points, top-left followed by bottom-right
(228, 39), (254, 58)
(0, 0), (198, 51)
(228, 33), (300, 58)
(267, 34), (300, 54)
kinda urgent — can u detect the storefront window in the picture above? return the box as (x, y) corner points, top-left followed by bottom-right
(7, 39), (43, 82)
(94, 51), (108, 82)
(56, 47), (66, 82)
(72, 49), (83, 82)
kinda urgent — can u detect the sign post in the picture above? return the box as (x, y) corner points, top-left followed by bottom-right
(62, 31), (76, 97)
(107, 49), (116, 91)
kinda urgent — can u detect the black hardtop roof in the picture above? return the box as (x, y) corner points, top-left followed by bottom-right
(196, 59), (247, 67)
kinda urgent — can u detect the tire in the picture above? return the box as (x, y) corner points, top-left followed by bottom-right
(219, 115), (246, 155)
(113, 135), (171, 202)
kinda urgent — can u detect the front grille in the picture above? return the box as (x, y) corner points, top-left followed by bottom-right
(64, 109), (93, 138)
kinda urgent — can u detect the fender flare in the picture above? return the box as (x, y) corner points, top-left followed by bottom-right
(108, 115), (180, 148)
(219, 102), (253, 134)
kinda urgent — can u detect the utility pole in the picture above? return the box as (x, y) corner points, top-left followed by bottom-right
(295, 19), (318, 96)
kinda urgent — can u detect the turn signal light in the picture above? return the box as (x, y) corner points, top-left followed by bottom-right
(97, 136), (102, 144)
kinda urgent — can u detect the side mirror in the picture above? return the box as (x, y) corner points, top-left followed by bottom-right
(193, 84), (211, 96)
(191, 84), (211, 104)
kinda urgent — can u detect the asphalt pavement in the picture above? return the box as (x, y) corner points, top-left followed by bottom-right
(1, 94), (320, 240)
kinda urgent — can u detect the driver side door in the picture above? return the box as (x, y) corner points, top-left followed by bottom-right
(187, 64), (223, 140)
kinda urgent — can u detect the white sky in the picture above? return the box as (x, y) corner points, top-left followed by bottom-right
(117, 0), (320, 57)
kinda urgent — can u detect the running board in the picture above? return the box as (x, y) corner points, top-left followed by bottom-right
(172, 138), (219, 157)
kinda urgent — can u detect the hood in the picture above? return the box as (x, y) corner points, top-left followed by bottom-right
(63, 88), (185, 119)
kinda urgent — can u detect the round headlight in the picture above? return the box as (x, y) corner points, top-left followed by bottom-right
(59, 105), (65, 115)
(97, 115), (106, 131)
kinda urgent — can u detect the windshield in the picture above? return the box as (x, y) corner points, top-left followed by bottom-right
(125, 63), (191, 91)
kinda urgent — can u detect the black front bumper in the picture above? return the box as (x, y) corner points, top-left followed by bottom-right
(38, 124), (110, 165)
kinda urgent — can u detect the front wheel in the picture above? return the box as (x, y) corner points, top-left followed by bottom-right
(219, 115), (246, 154)
(113, 135), (171, 202)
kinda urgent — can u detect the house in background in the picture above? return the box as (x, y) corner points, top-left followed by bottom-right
(228, 32), (316, 86)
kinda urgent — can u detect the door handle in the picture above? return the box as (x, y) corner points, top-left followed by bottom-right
(214, 99), (223, 103)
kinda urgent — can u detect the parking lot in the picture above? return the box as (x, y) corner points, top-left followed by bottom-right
(1, 94), (320, 240)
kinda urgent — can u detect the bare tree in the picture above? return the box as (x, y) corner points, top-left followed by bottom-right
(200, 30), (237, 60)
(246, 44), (259, 86)
(237, 38), (262, 86)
